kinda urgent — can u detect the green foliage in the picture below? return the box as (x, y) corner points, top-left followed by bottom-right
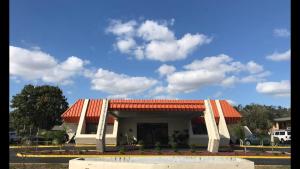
(138, 140), (144, 151)
(227, 123), (245, 143)
(171, 143), (178, 152)
(234, 104), (290, 135)
(37, 130), (67, 144)
(190, 144), (196, 153)
(119, 146), (125, 154)
(10, 84), (69, 131)
(171, 129), (189, 146)
(155, 142), (161, 152)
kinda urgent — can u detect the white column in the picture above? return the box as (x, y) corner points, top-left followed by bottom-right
(215, 100), (230, 146)
(204, 100), (220, 152)
(75, 99), (89, 139)
(96, 99), (109, 152)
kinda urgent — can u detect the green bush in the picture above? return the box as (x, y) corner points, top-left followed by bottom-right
(155, 142), (161, 152)
(52, 138), (60, 145)
(171, 143), (178, 152)
(138, 140), (144, 151)
(190, 144), (196, 153)
(119, 146), (125, 154)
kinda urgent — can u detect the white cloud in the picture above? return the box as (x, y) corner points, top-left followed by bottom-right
(149, 86), (167, 96)
(221, 76), (238, 87)
(106, 20), (137, 37)
(226, 99), (236, 105)
(246, 61), (264, 74)
(154, 54), (270, 94)
(256, 80), (290, 97)
(9, 46), (87, 85)
(157, 64), (176, 77)
(184, 54), (244, 73)
(107, 19), (212, 61)
(166, 69), (225, 94)
(266, 49), (290, 61)
(137, 20), (175, 41)
(153, 95), (178, 99)
(107, 94), (129, 99)
(86, 68), (157, 95)
(240, 71), (271, 83)
(273, 28), (290, 38)
(115, 38), (136, 53)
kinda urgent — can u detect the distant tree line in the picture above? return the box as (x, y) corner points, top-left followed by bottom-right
(234, 104), (290, 134)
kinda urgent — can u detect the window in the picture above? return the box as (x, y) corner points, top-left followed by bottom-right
(274, 132), (279, 135)
(288, 131), (291, 135)
(191, 120), (207, 135)
(86, 123), (98, 134)
(279, 132), (285, 135)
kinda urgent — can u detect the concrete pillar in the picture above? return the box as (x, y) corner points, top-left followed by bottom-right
(215, 100), (230, 146)
(75, 99), (89, 139)
(204, 100), (220, 152)
(96, 99), (109, 152)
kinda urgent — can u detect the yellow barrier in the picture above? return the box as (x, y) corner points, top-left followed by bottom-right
(239, 145), (290, 149)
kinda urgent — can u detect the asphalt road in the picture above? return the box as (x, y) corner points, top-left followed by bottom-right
(9, 147), (290, 165)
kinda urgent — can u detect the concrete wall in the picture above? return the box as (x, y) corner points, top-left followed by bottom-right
(69, 157), (254, 169)
(73, 120), (118, 145)
(118, 117), (189, 144)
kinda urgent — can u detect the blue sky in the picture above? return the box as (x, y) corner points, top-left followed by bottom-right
(9, 0), (290, 107)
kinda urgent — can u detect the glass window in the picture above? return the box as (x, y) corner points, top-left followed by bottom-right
(288, 132), (291, 135)
(191, 120), (207, 135)
(279, 132), (285, 135)
(274, 132), (279, 135)
(86, 123), (98, 134)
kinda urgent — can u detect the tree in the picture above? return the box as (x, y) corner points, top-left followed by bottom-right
(233, 103), (290, 135)
(10, 84), (69, 131)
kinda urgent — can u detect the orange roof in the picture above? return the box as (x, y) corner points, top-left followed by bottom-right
(209, 100), (220, 123)
(61, 99), (241, 124)
(61, 99), (115, 124)
(219, 100), (242, 123)
(109, 99), (205, 112)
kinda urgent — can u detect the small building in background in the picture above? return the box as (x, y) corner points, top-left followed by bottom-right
(272, 117), (291, 130)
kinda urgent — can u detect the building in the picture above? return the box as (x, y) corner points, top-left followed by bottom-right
(61, 99), (242, 152)
(272, 116), (291, 130)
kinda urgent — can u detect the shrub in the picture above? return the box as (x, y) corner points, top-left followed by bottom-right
(138, 140), (144, 151)
(52, 138), (60, 145)
(171, 143), (178, 152)
(155, 142), (161, 152)
(190, 144), (196, 153)
(119, 146), (125, 154)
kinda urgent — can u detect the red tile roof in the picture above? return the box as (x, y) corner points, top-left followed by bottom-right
(219, 100), (242, 123)
(61, 99), (115, 124)
(209, 100), (220, 123)
(109, 99), (205, 112)
(61, 99), (241, 124)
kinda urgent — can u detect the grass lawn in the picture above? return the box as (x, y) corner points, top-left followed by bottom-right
(9, 164), (290, 169)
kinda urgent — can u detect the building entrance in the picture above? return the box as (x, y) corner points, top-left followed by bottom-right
(137, 123), (168, 146)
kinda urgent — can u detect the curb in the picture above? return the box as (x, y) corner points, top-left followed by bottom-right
(16, 153), (291, 159)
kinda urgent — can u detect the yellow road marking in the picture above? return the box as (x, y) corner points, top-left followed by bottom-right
(10, 144), (116, 149)
(239, 145), (290, 149)
(16, 153), (290, 159)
